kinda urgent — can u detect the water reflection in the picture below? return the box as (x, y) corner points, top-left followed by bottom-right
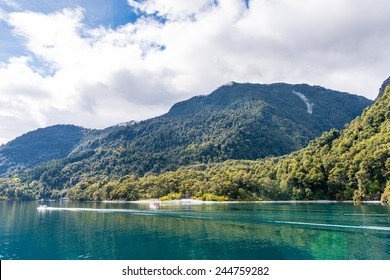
(0, 201), (389, 260)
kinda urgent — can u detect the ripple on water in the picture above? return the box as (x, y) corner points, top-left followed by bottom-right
(2, 201), (390, 260)
(77, 254), (91, 259)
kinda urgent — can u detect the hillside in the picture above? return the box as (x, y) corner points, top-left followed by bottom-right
(0, 82), (373, 200)
(0, 125), (98, 176)
(90, 83), (371, 173)
(76, 81), (387, 202)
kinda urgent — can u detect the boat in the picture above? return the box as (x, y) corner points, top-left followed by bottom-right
(37, 205), (48, 211)
(149, 201), (161, 209)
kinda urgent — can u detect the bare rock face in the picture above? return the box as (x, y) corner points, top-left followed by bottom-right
(378, 76), (390, 99)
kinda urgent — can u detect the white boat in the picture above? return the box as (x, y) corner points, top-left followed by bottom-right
(149, 201), (161, 209)
(37, 205), (48, 211)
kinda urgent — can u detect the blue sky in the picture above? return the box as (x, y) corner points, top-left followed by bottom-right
(1, 0), (137, 27)
(0, 0), (390, 144)
(0, 0), (137, 61)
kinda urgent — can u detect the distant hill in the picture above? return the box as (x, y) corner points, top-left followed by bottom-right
(0, 125), (98, 176)
(0, 82), (373, 200)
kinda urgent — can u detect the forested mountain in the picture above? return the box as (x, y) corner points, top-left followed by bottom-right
(378, 76), (390, 99)
(0, 125), (98, 176)
(81, 82), (371, 175)
(0, 82), (374, 200)
(66, 82), (386, 202)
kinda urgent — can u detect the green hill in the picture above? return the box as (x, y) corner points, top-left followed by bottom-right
(0, 125), (98, 176)
(0, 82), (374, 200)
(63, 81), (389, 202)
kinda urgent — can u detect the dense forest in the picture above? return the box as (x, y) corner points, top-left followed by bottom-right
(0, 83), (371, 178)
(0, 125), (99, 176)
(1, 81), (386, 202)
(64, 85), (389, 202)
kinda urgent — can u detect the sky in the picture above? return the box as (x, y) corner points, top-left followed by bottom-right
(0, 0), (390, 144)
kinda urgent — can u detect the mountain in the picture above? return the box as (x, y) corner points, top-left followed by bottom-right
(86, 82), (371, 174)
(0, 125), (99, 176)
(378, 76), (390, 99)
(0, 82), (373, 200)
(84, 80), (387, 202)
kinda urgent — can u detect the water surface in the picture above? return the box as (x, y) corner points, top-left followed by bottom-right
(0, 201), (389, 260)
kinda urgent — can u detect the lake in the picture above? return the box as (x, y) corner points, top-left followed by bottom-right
(0, 200), (389, 260)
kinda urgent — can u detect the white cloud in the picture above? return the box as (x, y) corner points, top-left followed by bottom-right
(1, 0), (390, 144)
(8, 8), (86, 70)
(0, 56), (51, 143)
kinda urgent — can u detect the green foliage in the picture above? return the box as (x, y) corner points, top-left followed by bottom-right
(65, 85), (386, 202)
(0, 125), (98, 176)
(196, 193), (230, 201)
(160, 193), (183, 200)
(0, 82), (377, 201)
(381, 181), (390, 202)
(0, 175), (37, 200)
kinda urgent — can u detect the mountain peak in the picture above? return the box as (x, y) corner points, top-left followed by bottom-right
(0, 80), (376, 200)
(378, 76), (390, 99)
(222, 81), (236, 87)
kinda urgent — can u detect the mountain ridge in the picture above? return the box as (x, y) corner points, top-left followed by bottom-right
(0, 125), (101, 176)
(0, 81), (374, 200)
(378, 76), (390, 99)
(64, 79), (389, 202)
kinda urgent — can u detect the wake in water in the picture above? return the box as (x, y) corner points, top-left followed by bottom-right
(38, 206), (156, 215)
(37, 206), (390, 232)
(270, 220), (390, 232)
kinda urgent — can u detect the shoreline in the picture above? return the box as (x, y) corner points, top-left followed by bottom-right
(112, 199), (387, 205)
(77, 199), (389, 205)
(1, 198), (387, 205)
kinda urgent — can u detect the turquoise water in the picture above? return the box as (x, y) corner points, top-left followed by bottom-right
(0, 201), (389, 260)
